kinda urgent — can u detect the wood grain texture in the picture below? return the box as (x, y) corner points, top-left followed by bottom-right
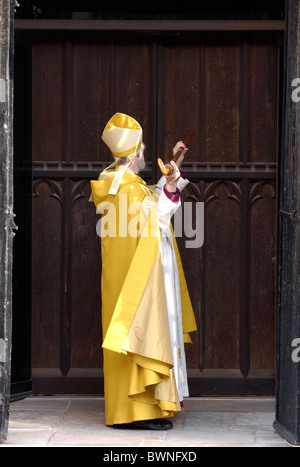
(29, 30), (280, 395)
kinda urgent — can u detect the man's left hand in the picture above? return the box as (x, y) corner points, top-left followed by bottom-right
(165, 161), (181, 193)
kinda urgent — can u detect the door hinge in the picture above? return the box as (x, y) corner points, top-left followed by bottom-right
(278, 209), (300, 221)
(5, 208), (18, 237)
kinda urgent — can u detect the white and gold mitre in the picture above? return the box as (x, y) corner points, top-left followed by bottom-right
(102, 112), (143, 160)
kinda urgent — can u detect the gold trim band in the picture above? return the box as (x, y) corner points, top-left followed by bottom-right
(112, 140), (142, 159)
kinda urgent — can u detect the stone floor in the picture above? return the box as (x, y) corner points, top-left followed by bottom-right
(0, 396), (290, 447)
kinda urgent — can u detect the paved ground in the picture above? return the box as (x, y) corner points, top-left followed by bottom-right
(0, 396), (290, 447)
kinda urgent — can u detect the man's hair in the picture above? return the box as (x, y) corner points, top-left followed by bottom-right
(115, 143), (145, 166)
(115, 156), (130, 166)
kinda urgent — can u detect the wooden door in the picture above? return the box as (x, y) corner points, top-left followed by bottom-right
(274, 0), (300, 445)
(0, 0), (15, 440)
(27, 29), (280, 395)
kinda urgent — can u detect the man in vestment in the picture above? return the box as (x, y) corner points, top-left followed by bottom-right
(90, 113), (197, 430)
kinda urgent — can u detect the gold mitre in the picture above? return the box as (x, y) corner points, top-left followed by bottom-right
(102, 112), (143, 160)
(89, 113), (143, 200)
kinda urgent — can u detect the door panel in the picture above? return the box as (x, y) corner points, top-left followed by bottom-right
(11, 35), (33, 400)
(29, 30), (280, 395)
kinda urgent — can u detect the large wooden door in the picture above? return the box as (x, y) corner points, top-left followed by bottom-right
(25, 28), (281, 395)
(0, 0), (15, 440)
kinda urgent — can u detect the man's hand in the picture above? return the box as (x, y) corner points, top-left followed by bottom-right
(172, 141), (188, 169)
(165, 161), (181, 193)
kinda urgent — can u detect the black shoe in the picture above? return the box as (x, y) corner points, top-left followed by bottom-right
(132, 419), (173, 430)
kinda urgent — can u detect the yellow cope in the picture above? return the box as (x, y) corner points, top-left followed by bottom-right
(90, 169), (197, 425)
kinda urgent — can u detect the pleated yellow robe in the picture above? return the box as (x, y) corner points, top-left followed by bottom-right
(90, 168), (197, 426)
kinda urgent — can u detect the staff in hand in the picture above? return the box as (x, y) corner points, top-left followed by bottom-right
(157, 130), (195, 175)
